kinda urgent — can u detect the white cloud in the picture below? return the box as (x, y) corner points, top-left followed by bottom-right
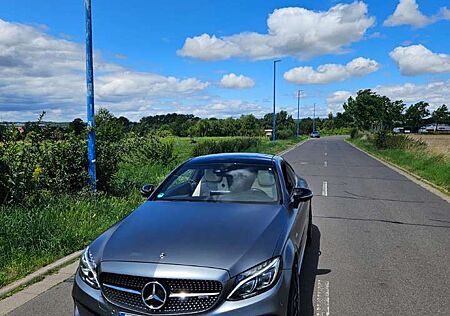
(326, 80), (450, 114)
(284, 57), (379, 84)
(374, 81), (450, 110)
(440, 7), (450, 19)
(326, 90), (353, 113)
(188, 99), (267, 117)
(389, 44), (450, 75)
(178, 2), (375, 60)
(0, 19), (209, 121)
(220, 73), (255, 89)
(384, 0), (450, 28)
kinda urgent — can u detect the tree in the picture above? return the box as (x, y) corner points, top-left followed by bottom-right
(239, 115), (261, 136)
(322, 113), (335, 130)
(334, 112), (352, 129)
(68, 118), (85, 136)
(385, 100), (405, 129)
(432, 104), (450, 127)
(343, 89), (398, 131)
(95, 108), (126, 142)
(405, 101), (430, 131)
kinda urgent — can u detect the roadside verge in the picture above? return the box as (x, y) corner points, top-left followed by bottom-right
(346, 139), (449, 203)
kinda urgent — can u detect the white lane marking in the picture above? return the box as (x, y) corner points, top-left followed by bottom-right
(322, 181), (328, 197)
(325, 152), (328, 156)
(316, 280), (330, 316)
(324, 161), (327, 167)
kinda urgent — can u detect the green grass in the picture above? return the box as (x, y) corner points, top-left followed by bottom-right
(0, 194), (141, 286)
(0, 136), (305, 288)
(349, 138), (450, 193)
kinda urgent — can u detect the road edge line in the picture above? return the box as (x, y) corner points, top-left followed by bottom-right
(346, 139), (450, 204)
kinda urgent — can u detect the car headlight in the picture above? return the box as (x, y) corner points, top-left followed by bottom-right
(79, 246), (100, 289)
(227, 257), (281, 300)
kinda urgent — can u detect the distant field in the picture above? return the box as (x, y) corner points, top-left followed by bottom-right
(408, 134), (450, 158)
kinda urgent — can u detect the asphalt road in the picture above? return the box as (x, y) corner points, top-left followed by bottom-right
(7, 136), (450, 315)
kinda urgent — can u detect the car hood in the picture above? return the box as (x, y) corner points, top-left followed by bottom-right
(99, 201), (287, 276)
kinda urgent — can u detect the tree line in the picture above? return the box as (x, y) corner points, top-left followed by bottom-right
(342, 89), (449, 132)
(1, 89), (448, 141)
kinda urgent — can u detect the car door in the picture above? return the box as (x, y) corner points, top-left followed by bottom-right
(281, 160), (304, 252)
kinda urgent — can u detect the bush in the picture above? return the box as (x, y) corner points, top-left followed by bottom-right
(319, 127), (353, 136)
(0, 159), (9, 204)
(192, 137), (260, 156)
(111, 136), (177, 195)
(350, 128), (359, 139)
(373, 131), (426, 150)
(121, 135), (176, 165)
(0, 131), (176, 203)
(277, 129), (294, 140)
(0, 136), (88, 204)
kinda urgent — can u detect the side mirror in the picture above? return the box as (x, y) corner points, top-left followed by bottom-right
(290, 187), (313, 207)
(140, 184), (155, 198)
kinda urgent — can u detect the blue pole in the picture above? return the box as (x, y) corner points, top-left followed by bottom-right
(85, 0), (96, 191)
(296, 90), (300, 137)
(272, 59), (281, 142)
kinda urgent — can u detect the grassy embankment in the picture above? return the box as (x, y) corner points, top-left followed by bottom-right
(348, 134), (450, 193)
(0, 136), (305, 288)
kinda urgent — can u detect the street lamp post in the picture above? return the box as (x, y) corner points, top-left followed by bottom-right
(296, 90), (303, 137)
(272, 59), (281, 142)
(85, 0), (96, 191)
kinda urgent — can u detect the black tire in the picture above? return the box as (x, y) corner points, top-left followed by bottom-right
(287, 262), (300, 316)
(306, 204), (313, 247)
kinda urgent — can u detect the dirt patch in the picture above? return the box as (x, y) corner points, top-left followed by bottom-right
(408, 135), (450, 158)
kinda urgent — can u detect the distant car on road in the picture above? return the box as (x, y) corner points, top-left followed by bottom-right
(436, 124), (450, 133)
(72, 153), (313, 316)
(310, 131), (320, 138)
(418, 127), (428, 134)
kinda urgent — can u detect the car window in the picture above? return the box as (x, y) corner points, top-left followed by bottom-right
(281, 161), (294, 194)
(286, 162), (297, 188)
(165, 169), (195, 191)
(154, 163), (279, 203)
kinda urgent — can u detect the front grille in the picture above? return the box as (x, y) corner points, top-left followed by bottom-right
(100, 272), (223, 315)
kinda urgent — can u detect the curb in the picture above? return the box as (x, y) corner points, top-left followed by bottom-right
(346, 140), (449, 204)
(0, 250), (83, 299)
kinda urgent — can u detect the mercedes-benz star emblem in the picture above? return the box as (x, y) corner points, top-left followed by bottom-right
(141, 281), (167, 310)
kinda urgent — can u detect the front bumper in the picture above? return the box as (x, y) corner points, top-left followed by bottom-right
(72, 267), (292, 316)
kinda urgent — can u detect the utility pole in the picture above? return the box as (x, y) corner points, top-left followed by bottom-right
(272, 59), (281, 142)
(296, 90), (303, 137)
(313, 103), (316, 132)
(85, 0), (96, 191)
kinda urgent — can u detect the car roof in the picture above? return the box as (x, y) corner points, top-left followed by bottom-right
(188, 152), (279, 165)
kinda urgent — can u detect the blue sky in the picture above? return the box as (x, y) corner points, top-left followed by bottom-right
(0, 0), (449, 121)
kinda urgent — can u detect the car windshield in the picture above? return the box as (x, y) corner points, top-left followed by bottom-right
(154, 163), (279, 203)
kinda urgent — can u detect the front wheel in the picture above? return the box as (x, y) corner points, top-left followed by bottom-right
(287, 265), (300, 315)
